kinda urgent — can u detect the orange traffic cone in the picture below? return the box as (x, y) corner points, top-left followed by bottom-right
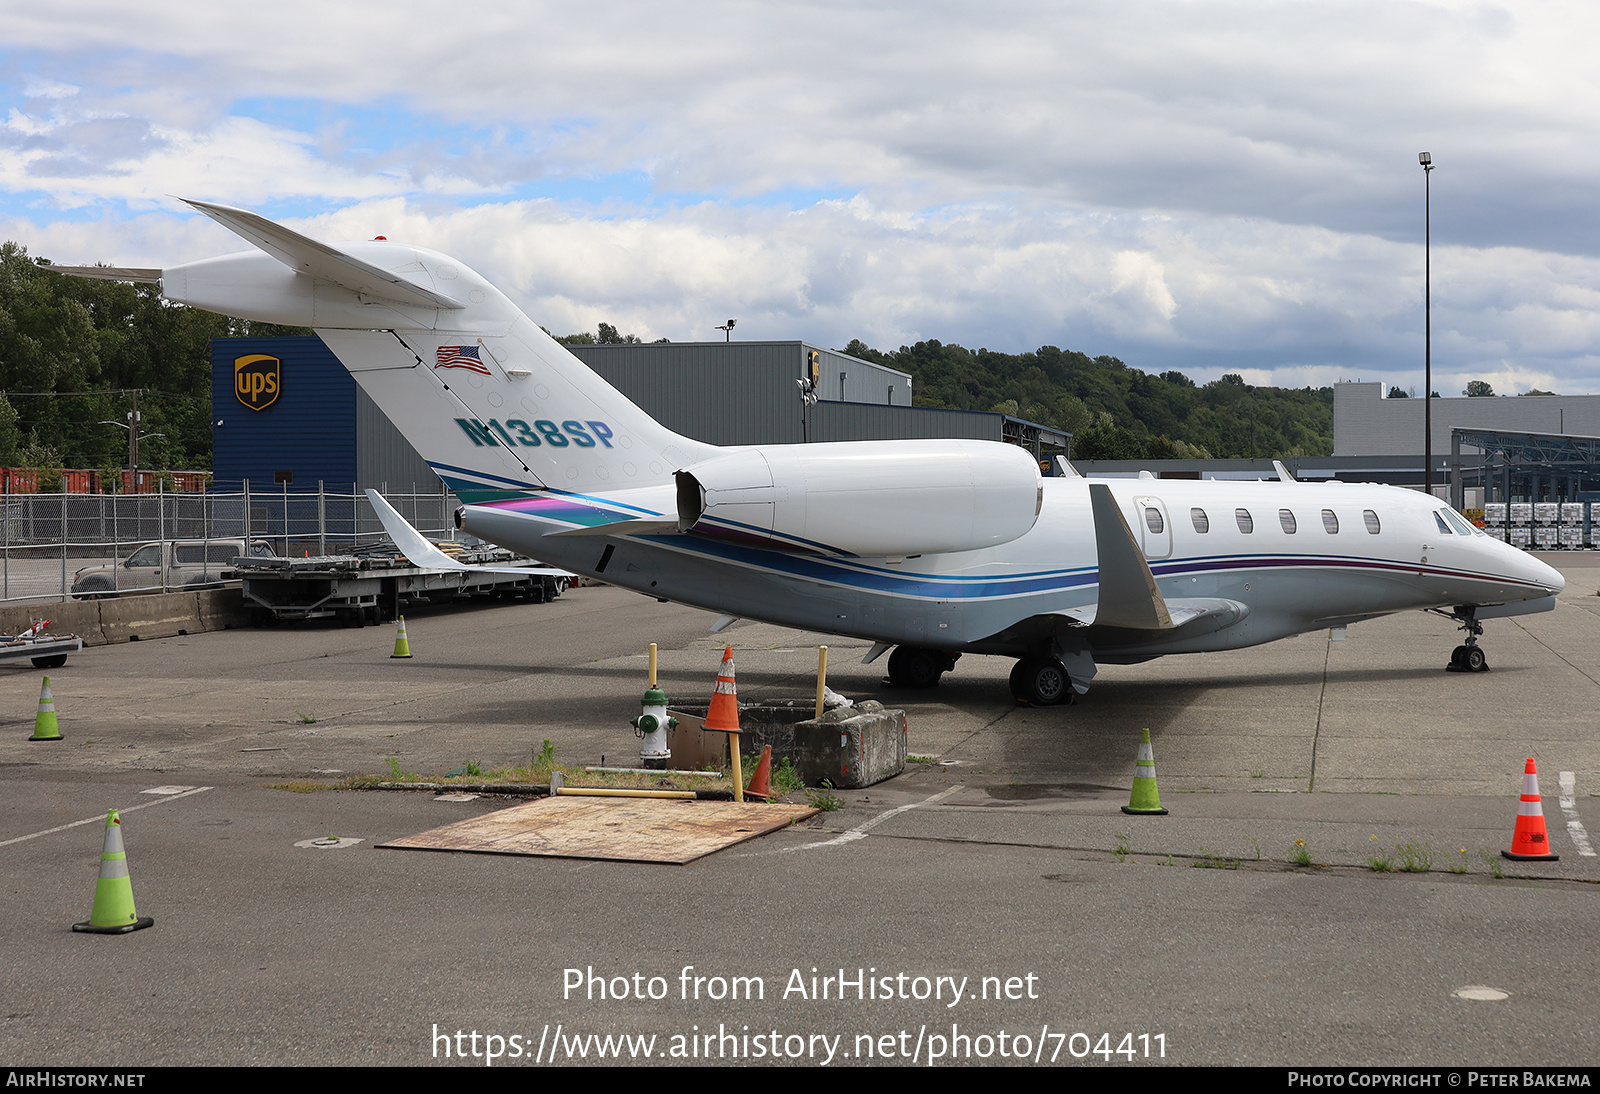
(1503, 758), (1559, 861)
(704, 645), (741, 732)
(745, 745), (774, 801)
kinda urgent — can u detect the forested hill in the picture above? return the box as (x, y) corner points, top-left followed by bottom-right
(842, 339), (1334, 461)
(0, 236), (1332, 474)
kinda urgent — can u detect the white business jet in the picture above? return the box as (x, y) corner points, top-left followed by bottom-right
(50, 201), (1565, 704)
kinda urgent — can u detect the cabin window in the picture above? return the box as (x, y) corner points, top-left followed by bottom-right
(1191, 507), (1210, 533)
(1321, 509), (1339, 534)
(1143, 507), (1165, 534)
(1279, 509), (1297, 534)
(1434, 512), (1454, 535)
(1363, 510), (1381, 534)
(1235, 508), (1253, 533)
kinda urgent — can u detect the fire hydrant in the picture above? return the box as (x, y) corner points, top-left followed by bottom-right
(632, 686), (679, 770)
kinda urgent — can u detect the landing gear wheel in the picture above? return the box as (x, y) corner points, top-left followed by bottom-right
(886, 646), (948, 689)
(1449, 645), (1467, 667)
(1464, 646), (1487, 672)
(1008, 658), (1030, 703)
(1015, 656), (1073, 706)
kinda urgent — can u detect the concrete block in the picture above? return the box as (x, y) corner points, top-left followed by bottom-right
(739, 700), (907, 789)
(0, 600), (106, 646)
(666, 698), (908, 788)
(196, 588), (252, 632)
(98, 592), (204, 644)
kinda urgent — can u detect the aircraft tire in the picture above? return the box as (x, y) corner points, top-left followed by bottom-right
(1008, 658), (1030, 703)
(1018, 656), (1071, 706)
(887, 646), (946, 689)
(1464, 646), (1487, 672)
(1449, 645), (1467, 667)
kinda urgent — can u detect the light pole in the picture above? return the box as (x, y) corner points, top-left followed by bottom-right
(1419, 151), (1434, 498)
(715, 318), (736, 342)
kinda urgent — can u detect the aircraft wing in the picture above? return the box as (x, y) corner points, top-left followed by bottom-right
(1052, 597), (1249, 632)
(365, 490), (570, 576)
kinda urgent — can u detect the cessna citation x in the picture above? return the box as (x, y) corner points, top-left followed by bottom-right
(51, 200), (1565, 704)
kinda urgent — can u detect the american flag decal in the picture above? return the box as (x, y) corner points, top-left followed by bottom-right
(435, 345), (491, 375)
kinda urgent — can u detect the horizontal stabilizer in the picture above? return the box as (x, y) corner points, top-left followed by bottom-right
(47, 266), (162, 284)
(365, 490), (569, 577)
(1088, 483), (1173, 630)
(181, 199), (465, 311)
(544, 519), (681, 538)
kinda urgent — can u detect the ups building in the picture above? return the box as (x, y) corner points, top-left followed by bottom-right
(211, 336), (437, 493)
(211, 335), (1054, 494)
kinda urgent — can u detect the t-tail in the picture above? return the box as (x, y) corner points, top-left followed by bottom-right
(107, 199), (716, 506)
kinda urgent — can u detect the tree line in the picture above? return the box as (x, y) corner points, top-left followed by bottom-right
(2, 237), (1340, 477)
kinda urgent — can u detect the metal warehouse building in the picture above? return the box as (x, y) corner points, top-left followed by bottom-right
(211, 337), (1068, 492)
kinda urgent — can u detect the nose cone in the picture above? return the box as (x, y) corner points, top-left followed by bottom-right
(1529, 553), (1566, 596)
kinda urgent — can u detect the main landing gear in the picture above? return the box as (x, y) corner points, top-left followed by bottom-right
(1008, 656), (1075, 706)
(1437, 606), (1489, 673)
(885, 646), (959, 689)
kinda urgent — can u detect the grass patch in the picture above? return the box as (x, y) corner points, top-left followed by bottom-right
(1192, 847), (1239, 870)
(1112, 830), (1130, 862)
(907, 755), (937, 763)
(268, 780), (340, 793)
(1395, 841), (1433, 873)
(1289, 839), (1313, 867)
(1478, 848), (1506, 879)
(805, 787), (843, 811)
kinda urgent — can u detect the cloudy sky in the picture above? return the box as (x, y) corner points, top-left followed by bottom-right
(3, 1), (1598, 397)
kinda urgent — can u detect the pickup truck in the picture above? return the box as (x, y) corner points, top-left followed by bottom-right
(71, 539), (278, 598)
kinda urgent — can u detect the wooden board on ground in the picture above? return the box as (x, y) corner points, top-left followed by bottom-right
(378, 796), (819, 864)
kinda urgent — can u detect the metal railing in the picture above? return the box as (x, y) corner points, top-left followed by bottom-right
(1, 484), (459, 604)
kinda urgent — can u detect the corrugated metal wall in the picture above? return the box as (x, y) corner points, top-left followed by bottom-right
(355, 386), (440, 492)
(1335, 381), (1600, 456)
(807, 401), (999, 442)
(212, 337), (359, 490)
(569, 340), (920, 445)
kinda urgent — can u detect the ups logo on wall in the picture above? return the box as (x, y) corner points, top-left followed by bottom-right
(234, 354), (281, 411)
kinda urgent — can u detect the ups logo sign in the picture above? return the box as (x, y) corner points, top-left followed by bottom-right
(234, 354), (281, 411)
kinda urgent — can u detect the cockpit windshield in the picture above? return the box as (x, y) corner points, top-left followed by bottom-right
(1437, 508), (1480, 537)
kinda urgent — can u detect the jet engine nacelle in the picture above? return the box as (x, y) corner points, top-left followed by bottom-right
(675, 439), (1042, 556)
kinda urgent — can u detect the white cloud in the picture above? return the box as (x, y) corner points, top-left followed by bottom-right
(2, 1), (1600, 396)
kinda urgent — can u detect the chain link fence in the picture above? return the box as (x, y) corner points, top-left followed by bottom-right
(1, 486), (459, 604)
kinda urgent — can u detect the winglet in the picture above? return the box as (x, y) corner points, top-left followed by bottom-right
(364, 489), (570, 577)
(1088, 484), (1173, 630)
(366, 490), (471, 570)
(180, 198), (465, 311)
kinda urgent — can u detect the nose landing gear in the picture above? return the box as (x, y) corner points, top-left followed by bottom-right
(1437, 607), (1489, 673)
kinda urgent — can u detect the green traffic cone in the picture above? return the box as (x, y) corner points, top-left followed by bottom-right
(391, 616), (413, 659)
(72, 810), (154, 934)
(1121, 728), (1168, 815)
(28, 675), (61, 742)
